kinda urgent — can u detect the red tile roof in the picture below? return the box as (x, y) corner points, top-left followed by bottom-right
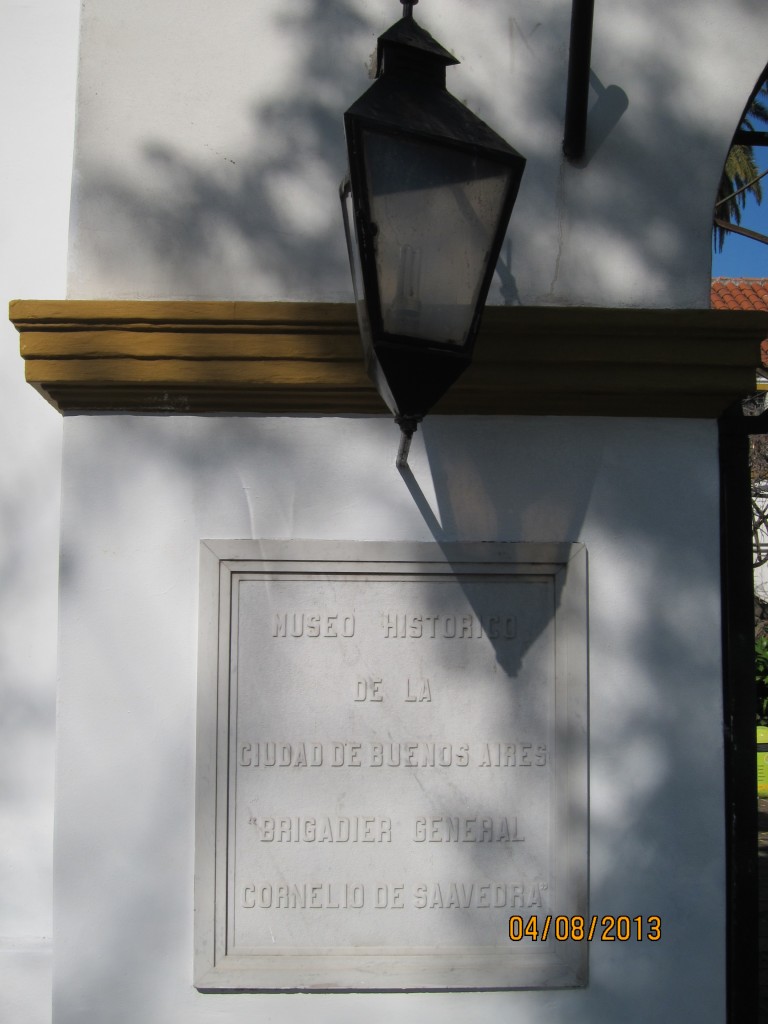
(711, 278), (768, 312)
(712, 279), (768, 365)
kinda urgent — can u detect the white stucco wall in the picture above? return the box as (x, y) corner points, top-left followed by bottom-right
(0, 1), (79, 1022)
(8, 1), (761, 1020)
(67, 0), (768, 307)
(54, 414), (724, 1023)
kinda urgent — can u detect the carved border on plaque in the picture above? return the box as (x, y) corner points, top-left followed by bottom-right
(194, 540), (588, 991)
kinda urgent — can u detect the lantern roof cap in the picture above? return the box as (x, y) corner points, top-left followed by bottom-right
(377, 17), (459, 76)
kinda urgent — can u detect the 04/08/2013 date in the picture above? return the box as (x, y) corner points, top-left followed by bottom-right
(508, 915), (661, 942)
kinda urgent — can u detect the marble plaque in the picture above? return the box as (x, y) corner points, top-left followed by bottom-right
(194, 541), (587, 990)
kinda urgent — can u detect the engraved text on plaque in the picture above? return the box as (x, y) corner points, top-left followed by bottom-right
(194, 542), (587, 990)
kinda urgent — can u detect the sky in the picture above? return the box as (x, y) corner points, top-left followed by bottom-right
(711, 151), (768, 280)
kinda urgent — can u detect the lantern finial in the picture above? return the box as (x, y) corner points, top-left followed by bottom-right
(400, 0), (418, 19)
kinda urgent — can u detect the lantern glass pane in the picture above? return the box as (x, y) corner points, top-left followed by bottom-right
(363, 131), (513, 347)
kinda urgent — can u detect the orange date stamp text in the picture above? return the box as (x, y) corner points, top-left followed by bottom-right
(508, 914), (661, 942)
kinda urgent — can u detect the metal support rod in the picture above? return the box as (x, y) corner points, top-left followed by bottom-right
(715, 216), (768, 247)
(395, 416), (418, 469)
(563, 0), (595, 161)
(733, 129), (768, 147)
(396, 428), (413, 468)
(400, 0), (418, 20)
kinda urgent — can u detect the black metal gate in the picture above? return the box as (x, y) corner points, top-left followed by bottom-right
(719, 402), (766, 1021)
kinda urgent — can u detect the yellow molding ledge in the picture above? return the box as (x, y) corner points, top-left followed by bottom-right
(10, 299), (766, 417)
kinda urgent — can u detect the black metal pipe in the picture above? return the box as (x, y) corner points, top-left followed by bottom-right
(563, 0), (595, 161)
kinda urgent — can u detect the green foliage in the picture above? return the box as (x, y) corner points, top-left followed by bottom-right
(756, 636), (768, 725)
(714, 78), (768, 252)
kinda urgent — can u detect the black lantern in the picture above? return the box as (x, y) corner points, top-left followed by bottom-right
(341, 0), (526, 464)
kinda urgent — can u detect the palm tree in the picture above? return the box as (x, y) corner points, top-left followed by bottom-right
(714, 77), (768, 252)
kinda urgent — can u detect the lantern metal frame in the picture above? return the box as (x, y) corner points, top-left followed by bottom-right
(341, 1), (526, 464)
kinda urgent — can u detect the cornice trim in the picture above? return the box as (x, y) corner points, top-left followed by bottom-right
(10, 300), (765, 417)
